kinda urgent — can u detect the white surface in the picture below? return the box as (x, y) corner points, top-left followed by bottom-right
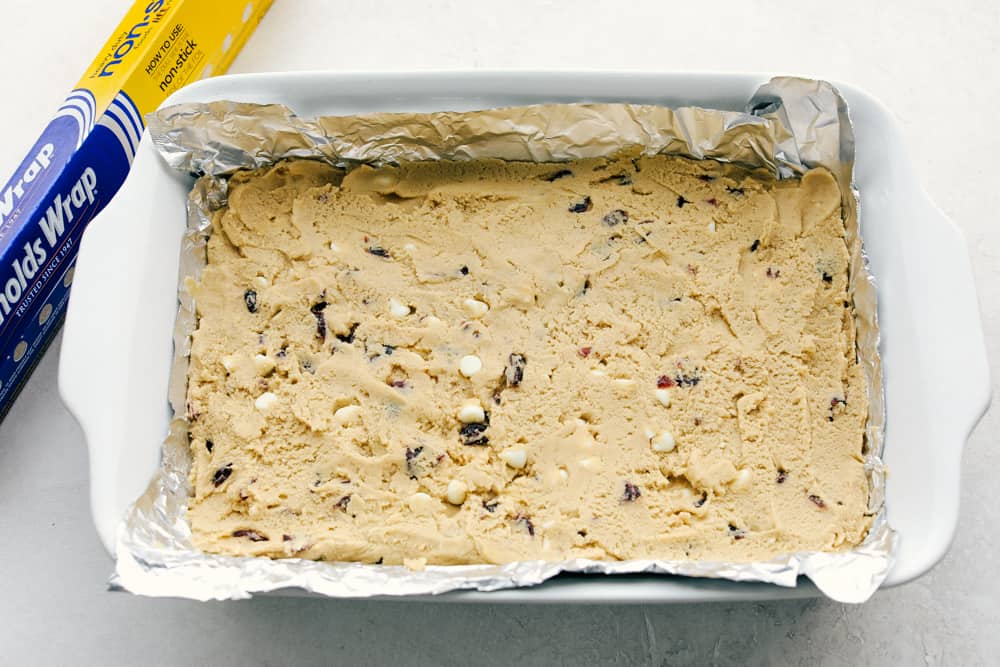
(60, 70), (988, 602)
(0, 0), (997, 663)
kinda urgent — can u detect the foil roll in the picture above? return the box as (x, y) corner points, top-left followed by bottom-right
(116, 76), (892, 603)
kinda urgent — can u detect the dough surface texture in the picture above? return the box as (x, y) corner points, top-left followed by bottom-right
(185, 155), (869, 565)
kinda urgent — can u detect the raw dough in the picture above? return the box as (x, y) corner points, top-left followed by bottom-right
(185, 155), (870, 565)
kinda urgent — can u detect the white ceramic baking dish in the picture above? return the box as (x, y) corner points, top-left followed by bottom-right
(58, 72), (991, 603)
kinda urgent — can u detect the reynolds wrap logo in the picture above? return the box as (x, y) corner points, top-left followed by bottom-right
(0, 168), (97, 326)
(0, 143), (55, 227)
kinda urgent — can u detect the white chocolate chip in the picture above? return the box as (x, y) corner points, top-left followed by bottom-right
(221, 354), (239, 372)
(403, 243), (417, 252)
(423, 315), (442, 327)
(333, 404), (362, 425)
(445, 480), (468, 505)
(403, 557), (427, 571)
(462, 298), (489, 318)
(708, 221), (717, 233)
(457, 399), (485, 423)
(372, 172), (399, 190)
(407, 492), (434, 513)
(651, 431), (676, 452)
(459, 354), (483, 377)
(643, 426), (656, 440)
(590, 369), (608, 377)
(329, 241), (340, 253)
(542, 536), (553, 552)
(254, 275), (269, 288)
(499, 448), (527, 469)
(612, 378), (635, 387)
(578, 457), (601, 471)
(557, 467), (569, 482)
(731, 468), (752, 491)
(655, 388), (672, 407)
(254, 391), (278, 411)
(253, 354), (276, 375)
(389, 298), (411, 318)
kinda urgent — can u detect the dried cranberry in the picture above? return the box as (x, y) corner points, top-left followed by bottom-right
(674, 372), (701, 387)
(542, 169), (573, 182)
(776, 469), (788, 484)
(212, 464), (233, 487)
(808, 494), (827, 509)
(822, 272), (833, 283)
(829, 396), (847, 421)
(232, 529), (268, 542)
(282, 534), (293, 542)
(334, 495), (352, 512)
(706, 197), (719, 207)
(460, 421), (490, 446)
(697, 174), (715, 182)
(582, 277), (592, 293)
(677, 195), (691, 208)
(405, 446), (424, 479)
(459, 265), (469, 275)
(311, 301), (328, 340)
(336, 322), (360, 344)
(569, 196), (592, 213)
(367, 246), (391, 259)
(205, 440), (214, 453)
(656, 375), (675, 389)
(244, 289), (258, 313)
(602, 209), (629, 227)
(728, 524), (747, 540)
(504, 353), (527, 387)
(750, 239), (760, 252)
(579, 346), (592, 358)
(766, 267), (780, 278)
(598, 172), (632, 186)
(622, 482), (642, 502)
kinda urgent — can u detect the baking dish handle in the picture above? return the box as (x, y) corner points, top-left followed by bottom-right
(880, 190), (992, 587)
(910, 196), (992, 453)
(58, 135), (188, 555)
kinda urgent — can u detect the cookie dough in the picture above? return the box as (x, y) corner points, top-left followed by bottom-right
(184, 155), (870, 565)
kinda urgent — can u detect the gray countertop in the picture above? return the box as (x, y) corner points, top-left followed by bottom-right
(1, 1), (997, 664)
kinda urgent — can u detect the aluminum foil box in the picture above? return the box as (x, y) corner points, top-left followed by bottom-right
(0, 0), (272, 420)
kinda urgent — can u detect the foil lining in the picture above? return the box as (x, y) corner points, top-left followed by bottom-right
(116, 76), (893, 603)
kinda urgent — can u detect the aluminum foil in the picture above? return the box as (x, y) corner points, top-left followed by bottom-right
(116, 76), (893, 603)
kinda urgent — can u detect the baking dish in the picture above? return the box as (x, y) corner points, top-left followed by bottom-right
(58, 71), (991, 602)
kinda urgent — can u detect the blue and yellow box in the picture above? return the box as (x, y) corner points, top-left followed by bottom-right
(0, 0), (272, 420)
